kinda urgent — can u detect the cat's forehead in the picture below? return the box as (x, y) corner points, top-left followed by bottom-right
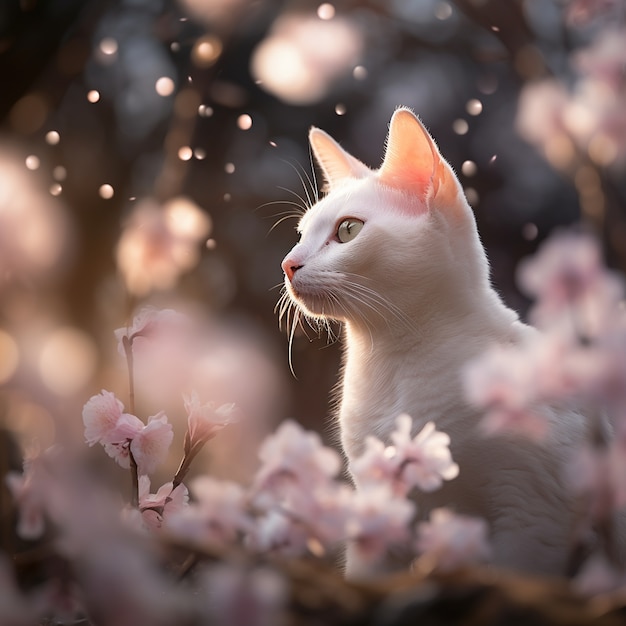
(298, 180), (366, 234)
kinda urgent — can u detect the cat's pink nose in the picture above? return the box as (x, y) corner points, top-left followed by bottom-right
(282, 258), (302, 282)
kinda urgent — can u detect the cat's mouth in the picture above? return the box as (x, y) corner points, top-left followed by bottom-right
(286, 278), (341, 320)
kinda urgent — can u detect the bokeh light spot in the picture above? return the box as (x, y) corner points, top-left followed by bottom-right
(99, 37), (118, 56)
(435, 1), (453, 20)
(39, 327), (98, 397)
(317, 3), (335, 19)
(45, 130), (60, 145)
(225, 162), (235, 174)
(99, 184), (114, 199)
(49, 183), (62, 196)
(178, 146), (193, 161)
(155, 77), (176, 97)
(452, 119), (469, 135)
(192, 35), (223, 68)
(353, 65), (368, 80)
(237, 114), (253, 130)
(464, 187), (479, 205)
(25, 155), (40, 170)
(461, 160), (477, 177)
(466, 99), (483, 116)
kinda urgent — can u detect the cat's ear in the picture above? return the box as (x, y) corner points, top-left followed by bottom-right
(378, 108), (461, 214)
(309, 127), (371, 189)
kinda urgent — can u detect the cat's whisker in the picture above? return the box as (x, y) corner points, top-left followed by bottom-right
(342, 277), (418, 335)
(267, 213), (303, 234)
(280, 158), (318, 209)
(308, 144), (320, 204)
(255, 199), (307, 215)
(276, 185), (311, 214)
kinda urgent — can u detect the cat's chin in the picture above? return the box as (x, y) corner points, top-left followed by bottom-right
(286, 284), (342, 322)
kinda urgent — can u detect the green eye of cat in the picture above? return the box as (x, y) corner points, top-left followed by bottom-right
(336, 218), (364, 243)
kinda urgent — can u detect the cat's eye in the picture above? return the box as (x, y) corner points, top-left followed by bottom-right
(336, 218), (364, 243)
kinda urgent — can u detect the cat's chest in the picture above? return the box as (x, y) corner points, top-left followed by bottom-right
(338, 340), (472, 460)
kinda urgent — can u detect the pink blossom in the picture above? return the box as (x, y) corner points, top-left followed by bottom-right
(415, 508), (491, 572)
(346, 486), (415, 565)
(82, 390), (136, 446)
(247, 510), (310, 557)
(350, 436), (398, 489)
(517, 231), (622, 333)
(183, 390), (237, 450)
(390, 415), (459, 493)
(166, 476), (250, 547)
(114, 307), (190, 356)
(138, 476), (188, 532)
(516, 79), (572, 169)
(301, 484), (356, 550)
(463, 342), (551, 441)
(252, 420), (341, 502)
(351, 416), (459, 495)
(100, 413), (144, 469)
(130, 412), (173, 476)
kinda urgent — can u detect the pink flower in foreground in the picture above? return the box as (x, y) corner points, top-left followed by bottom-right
(351, 416), (459, 495)
(463, 343), (549, 441)
(390, 416), (459, 494)
(166, 476), (250, 547)
(247, 510), (310, 557)
(183, 390), (237, 450)
(350, 436), (398, 489)
(347, 486), (415, 565)
(138, 476), (188, 532)
(82, 390), (135, 446)
(252, 420), (341, 501)
(130, 412), (173, 476)
(517, 231), (622, 333)
(415, 508), (491, 572)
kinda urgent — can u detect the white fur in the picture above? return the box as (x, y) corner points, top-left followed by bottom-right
(281, 110), (594, 577)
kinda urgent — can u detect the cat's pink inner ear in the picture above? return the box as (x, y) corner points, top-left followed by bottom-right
(309, 127), (371, 189)
(378, 108), (460, 213)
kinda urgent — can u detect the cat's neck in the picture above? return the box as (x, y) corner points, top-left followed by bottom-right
(339, 284), (525, 458)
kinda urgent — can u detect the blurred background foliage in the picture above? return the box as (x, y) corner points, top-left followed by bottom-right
(0, 0), (625, 483)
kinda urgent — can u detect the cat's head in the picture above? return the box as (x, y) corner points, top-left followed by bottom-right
(280, 107), (489, 333)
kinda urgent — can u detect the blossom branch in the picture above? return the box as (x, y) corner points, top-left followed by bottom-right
(122, 334), (135, 416)
(129, 445), (139, 508)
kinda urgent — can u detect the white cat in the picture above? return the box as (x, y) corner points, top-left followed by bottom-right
(280, 107), (593, 577)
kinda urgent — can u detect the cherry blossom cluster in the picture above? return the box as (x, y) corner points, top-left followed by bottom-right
(7, 306), (485, 573)
(517, 11), (626, 169)
(463, 230), (626, 589)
